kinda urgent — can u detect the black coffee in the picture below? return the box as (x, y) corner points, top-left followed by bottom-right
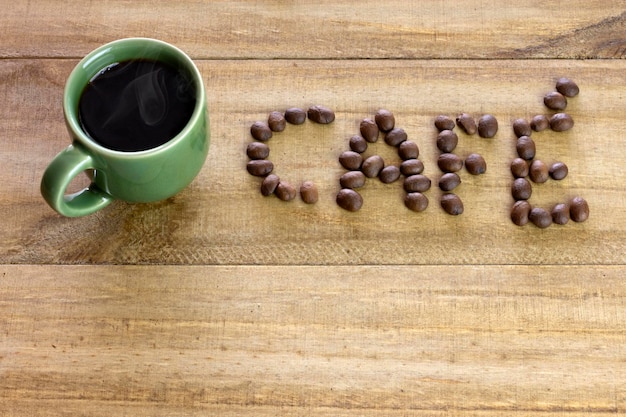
(79, 59), (196, 152)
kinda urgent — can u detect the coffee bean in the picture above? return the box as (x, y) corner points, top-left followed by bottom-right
(361, 155), (385, 178)
(510, 158), (529, 178)
(404, 174), (431, 193)
(439, 172), (461, 191)
(511, 178), (532, 200)
(549, 161), (568, 180)
(529, 159), (549, 184)
(339, 151), (363, 170)
(247, 159), (274, 177)
(275, 181), (296, 201)
(379, 165), (401, 184)
(284, 107), (307, 125)
(436, 130), (458, 153)
(340, 170), (366, 189)
(261, 174), (280, 196)
(530, 114), (549, 132)
(544, 91), (568, 111)
(477, 114), (498, 138)
(516, 136), (536, 160)
(556, 77), (579, 97)
(465, 153), (486, 175)
(300, 181), (319, 204)
(550, 113), (574, 132)
(398, 140), (419, 160)
(349, 135), (368, 153)
(246, 142), (270, 160)
(434, 115), (455, 131)
(268, 111), (286, 132)
(336, 188), (363, 212)
(405, 192), (429, 212)
(400, 159), (424, 176)
(437, 153), (463, 173)
(569, 196), (589, 222)
(513, 118), (532, 138)
(384, 128), (407, 147)
(360, 118), (379, 143)
(250, 121), (273, 141)
(307, 105), (335, 124)
(551, 203), (569, 225)
(375, 109), (395, 132)
(440, 193), (464, 215)
(456, 113), (477, 135)
(511, 200), (531, 226)
(529, 207), (552, 228)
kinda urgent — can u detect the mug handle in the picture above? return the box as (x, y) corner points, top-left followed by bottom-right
(40, 144), (113, 217)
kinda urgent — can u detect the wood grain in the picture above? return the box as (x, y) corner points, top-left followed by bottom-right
(1, 264), (625, 416)
(1, 0), (625, 59)
(2, 1), (626, 415)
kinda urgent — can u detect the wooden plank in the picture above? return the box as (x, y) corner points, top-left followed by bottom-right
(1, 0), (625, 59)
(1, 264), (625, 415)
(2, 59), (625, 265)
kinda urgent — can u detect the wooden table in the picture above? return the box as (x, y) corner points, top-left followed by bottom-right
(2, 1), (626, 415)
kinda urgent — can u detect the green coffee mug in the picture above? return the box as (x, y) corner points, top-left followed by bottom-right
(41, 38), (209, 217)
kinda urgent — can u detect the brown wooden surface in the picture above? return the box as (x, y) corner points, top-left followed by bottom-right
(1, 1), (626, 416)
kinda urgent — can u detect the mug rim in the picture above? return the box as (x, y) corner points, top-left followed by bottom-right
(63, 37), (206, 158)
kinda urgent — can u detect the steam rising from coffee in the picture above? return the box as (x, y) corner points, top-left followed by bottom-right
(79, 59), (197, 152)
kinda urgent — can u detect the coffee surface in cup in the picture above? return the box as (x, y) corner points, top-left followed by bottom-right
(79, 59), (196, 152)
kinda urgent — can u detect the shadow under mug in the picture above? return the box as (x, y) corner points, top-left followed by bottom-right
(41, 38), (209, 217)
